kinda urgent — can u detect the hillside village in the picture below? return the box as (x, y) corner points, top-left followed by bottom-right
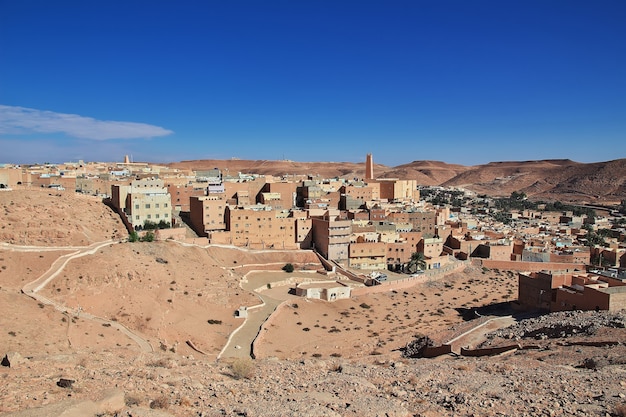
(1, 154), (625, 314)
(0, 155), (625, 417)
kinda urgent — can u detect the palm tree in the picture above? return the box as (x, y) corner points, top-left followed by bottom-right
(407, 252), (427, 273)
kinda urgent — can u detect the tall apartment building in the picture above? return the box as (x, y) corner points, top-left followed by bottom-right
(189, 195), (228, 236)
(311, 213), (352, 262)
(220, 205), (298, 250)
(111, 178), (172, 229)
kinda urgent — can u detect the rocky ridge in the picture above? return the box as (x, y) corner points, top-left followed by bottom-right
(1, 311), (625, 417)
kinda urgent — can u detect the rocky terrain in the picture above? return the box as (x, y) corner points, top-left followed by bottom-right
(168, 157), (626, 204)
(1, 313), (625, 417)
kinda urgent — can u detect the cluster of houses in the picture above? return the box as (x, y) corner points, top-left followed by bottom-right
(1, 154), (624, 311)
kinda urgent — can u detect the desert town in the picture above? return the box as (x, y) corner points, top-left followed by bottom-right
(0, 155), (625, 417)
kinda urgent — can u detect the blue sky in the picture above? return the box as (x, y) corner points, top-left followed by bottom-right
(1, 1), (625, 166)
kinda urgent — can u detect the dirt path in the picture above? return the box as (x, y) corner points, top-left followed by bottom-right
(19, 240), (154, 353)
(446, 316), (517, 353)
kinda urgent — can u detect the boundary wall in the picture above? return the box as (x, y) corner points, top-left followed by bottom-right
(474, 259), (586, 272)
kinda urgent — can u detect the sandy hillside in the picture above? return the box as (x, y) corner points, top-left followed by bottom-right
(0, 188), (125, 246)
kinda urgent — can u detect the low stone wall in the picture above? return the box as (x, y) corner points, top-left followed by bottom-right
(250, 301), (290, 359)
(558, 340), (620, 347)
(460, 344), (521, 357)
(476, 259), (586, 272)
(351, 261), (466, 296)
(422, 344), (453, 358)
(155, 227), (186, 241)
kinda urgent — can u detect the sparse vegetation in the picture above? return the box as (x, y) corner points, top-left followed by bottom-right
(125, 394), (142, 407)
(229, 358), (255, 380)
(150, 395), (169, 409)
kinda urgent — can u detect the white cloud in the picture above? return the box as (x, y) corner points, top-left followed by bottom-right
(0, 105), (173, 140)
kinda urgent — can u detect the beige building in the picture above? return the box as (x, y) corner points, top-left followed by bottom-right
(216, 205), (298, 250)
(295, 281), (352, 301)
(189, 195), (228, 236)
(348, 241), (387, 270)
(311, 213), (351, 262)
(369, 179), (419, 202)
(111, 178), (172, 229)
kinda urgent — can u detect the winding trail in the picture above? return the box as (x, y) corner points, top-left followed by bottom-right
(16, 240), (154, 353)
(218, 271), (285, 360)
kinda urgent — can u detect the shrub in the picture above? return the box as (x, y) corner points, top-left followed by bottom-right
(125, 394), (142, 407)
(207, 319), (222, 325)
(128, 231), (139, 242)
(150, 395), (169, 409)
(282, 263), (294, 273)
(229, 358), (255, 380)
(359, 303), (371, 309)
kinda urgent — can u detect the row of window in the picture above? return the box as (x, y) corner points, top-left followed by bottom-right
(135, 203), (169, 209)
(135, 213), (169, 220)
(233, 224), (293, 229)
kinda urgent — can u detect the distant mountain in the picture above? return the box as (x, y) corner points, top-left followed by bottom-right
(167, 158), (626, 204)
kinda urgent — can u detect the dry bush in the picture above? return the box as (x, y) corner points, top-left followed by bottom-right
(178, 396), (192, 407)
(125, 394), (142, 407)
(229, 358), (255, 380)
(150, 395), (169, 409)
(147, 358), (172, 368)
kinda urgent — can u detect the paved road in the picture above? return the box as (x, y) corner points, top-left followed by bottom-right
(18, 240), (154, 353)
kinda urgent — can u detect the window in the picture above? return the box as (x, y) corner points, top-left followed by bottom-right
(165, 213), (168, 218)
(145, 204), (151, 209)
(147, 214), (152, 219)
(155, 203), (160, 208)
(135, 215), (140, 220)
(164, 203), (168, 208)
(135, 204), (139, 209)
(156, 214), (160, 219)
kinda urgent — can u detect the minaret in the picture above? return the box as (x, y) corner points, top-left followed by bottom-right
(365, 153), (374, 180)
(124, 155), (130, 164)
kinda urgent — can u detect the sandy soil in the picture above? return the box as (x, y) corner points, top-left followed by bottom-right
(0, 188), (125, 246)
(253, 266), (518, 360)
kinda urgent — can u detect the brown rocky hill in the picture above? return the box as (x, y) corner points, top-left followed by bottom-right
(442, 158), (626, 203)
(168, 158), (626, 203)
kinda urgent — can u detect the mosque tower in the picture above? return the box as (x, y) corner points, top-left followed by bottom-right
(365, 153), (374, 180)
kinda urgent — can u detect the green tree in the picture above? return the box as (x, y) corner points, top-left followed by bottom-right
(143, 220), (158, 230)
(128, 230), (139, 242)
(141, 231), (155, 242)
(282, 263), (294, 273)
(407, 252), (427, 273)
